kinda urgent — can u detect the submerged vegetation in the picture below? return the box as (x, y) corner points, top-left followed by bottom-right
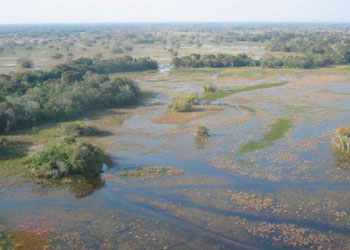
(241, 118), (293, 153)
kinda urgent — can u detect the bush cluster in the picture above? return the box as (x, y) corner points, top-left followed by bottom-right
(194, 125), (210, 138)
(170, 95), (197, 112)
(64, 121), (100, 136)
(27, 140), (106, 179)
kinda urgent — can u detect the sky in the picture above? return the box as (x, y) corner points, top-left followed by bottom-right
(1, 0), (350, 24)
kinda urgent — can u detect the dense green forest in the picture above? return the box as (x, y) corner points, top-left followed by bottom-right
(0, 56), (158, 133)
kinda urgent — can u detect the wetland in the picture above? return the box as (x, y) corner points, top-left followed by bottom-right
(1, 23), (350, 249)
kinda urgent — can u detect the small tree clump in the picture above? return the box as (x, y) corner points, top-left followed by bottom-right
(64, 121), (100, 136)
(171, 95), (193, 112)
(203, 83), (217, 93)
(334, 127), (350, 151)
(51, 52), (63, 59)
(112, 47), (123, 54)
(17, 57), (34, 68)
(27, 140), (105, 179)
(194, 125), (210, 138)
(123, 45), (133, 51)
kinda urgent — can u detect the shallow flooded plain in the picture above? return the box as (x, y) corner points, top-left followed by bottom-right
(1, 66), (350, 249)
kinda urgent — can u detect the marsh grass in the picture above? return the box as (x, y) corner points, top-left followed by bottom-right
(241, 118), (293, 153)
(203, 81), (287, 101)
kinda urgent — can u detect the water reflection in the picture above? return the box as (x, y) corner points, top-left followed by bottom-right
(32, 176), (106, 198)
(333, 149), (350, 169)
(194, 136), (209, 149)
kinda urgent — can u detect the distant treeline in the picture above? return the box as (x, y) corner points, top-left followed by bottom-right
(171, 54), (260, 68)
(172, 52), (350, 69)
(0, 56), (158, 133)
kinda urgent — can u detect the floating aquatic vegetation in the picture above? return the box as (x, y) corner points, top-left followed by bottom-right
(6, 228), (52, 250)
(120, 167), (183, 179)
(246, 222), (333, 249)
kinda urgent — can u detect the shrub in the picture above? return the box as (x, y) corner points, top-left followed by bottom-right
(69, 142), (105, 176)
(112, 47), (123, 54)
(185, 95), (200, 105)
(94, 52), (103, 60)
(32, 126), (40, 133)
(334, 127), (350, 151)
(194, 125), (210, 138)
(17, 57), (33, 68)
(64, 121), (100, 136)
(51, 52), (63, 59)
(203, 83), (217, 93)
(27, 141), (105, 179)
(124, 45), (133, 51)
(171, 95), (193, 112)
(63, 135), (77, 145)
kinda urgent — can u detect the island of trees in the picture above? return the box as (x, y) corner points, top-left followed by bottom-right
(0, 56), (158, 133)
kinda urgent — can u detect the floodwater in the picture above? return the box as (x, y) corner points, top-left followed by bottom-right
(1, 70), (350, 249)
